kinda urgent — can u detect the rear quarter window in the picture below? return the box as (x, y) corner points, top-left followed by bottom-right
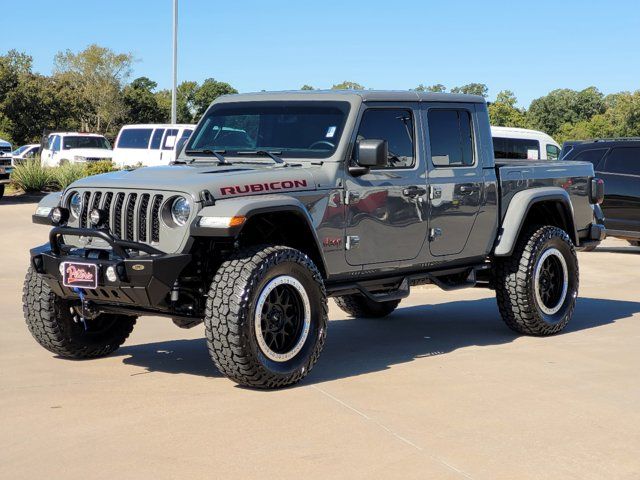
(568, 148), (608, 169)
(493, 137), (540, 160)
(117, 128), (153, 149)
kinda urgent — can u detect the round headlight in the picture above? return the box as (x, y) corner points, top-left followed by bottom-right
(69, 192), (81, 218)
(171, 196), (191, 226)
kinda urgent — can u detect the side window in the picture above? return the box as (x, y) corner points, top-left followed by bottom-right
(571, 148), (607, 168)
(493, 137), (539, 160)
(162, 129), (179, 150)
(546, 144), (560, 160)
(428, 109), (474, 167)
(51, 136), (61, 152)
(150, 129), (165, 149)
(603, 147), (640, 175)
(355, 109), (414, 168)
(117, 128), (153, 149)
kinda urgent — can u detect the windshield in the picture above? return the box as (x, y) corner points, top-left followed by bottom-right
(12, 145), (29, 155)
(62, 136), (111, 150)
(187, 101), (350, 159)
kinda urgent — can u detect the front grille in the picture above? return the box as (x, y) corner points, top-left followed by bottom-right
(77, 190), (165, 244)
(0, 158), (10, 167)
(85, 157), (111, 162)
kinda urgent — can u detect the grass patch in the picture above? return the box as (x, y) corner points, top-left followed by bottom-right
(10, 159), (120, 192)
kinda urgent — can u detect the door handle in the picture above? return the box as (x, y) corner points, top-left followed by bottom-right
(459, 184), (479, 195)
(402, 186), (427, 198)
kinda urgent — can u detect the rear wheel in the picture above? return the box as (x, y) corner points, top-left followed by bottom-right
(204, 245), (327, 388)
(23, 267), (136, 358)
(494, 226), (578, 336)
(334, 294), (400, 318)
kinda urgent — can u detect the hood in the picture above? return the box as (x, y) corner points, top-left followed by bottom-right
(69, 163), (321, 200)
(69, 148), (114, 158)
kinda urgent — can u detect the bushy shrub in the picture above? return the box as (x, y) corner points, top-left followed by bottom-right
(10, 159), (55, 192)
(85, 160), (118, 176)
(52, 162), (86, 189)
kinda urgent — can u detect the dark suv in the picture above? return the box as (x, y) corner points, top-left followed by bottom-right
(562, 138), (640, 247)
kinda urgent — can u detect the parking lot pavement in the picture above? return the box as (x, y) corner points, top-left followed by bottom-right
(1, 200), (639, 480)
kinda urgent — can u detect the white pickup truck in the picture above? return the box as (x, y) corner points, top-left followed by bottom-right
(41, 132), (113, 167)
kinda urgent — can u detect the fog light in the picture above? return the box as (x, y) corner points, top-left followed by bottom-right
(106, 266), (118, 282)
(90, 208), (106, 227)
(59, 263), (65, 277)
(51, 207), (69, 225)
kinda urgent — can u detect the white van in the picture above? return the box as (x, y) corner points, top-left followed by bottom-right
(112, 124), (195, 168)
(491, 126), (561, 160)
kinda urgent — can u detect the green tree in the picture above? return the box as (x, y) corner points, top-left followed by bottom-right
(193, 78), (237, 119)
(528, 87), (605, 137)
(122, 77), (167, 124)
(488, 90), (528, 128)
(300, 84), (315, 90)
(451, 83), (488, 97)
(331, 81), (365, 90)
(414, 84), (446, 93)
(53, 44), (134, 134)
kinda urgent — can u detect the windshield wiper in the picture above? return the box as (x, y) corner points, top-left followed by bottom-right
(236, 150), (288, 166)
(184, 149), (230, 165)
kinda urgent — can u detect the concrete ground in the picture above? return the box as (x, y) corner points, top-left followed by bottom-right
(1, 199), (639, 480)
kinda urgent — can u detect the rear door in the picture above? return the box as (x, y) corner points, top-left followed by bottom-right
(423, 104), (484, 256)
(146, 128), (166, 165)
(344, 104), (428, 266)
(159, 128), (179, 164)
(598, 146), (640, 233)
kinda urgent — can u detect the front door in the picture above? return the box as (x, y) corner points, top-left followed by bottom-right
(423, 105), (484, 256)
(344, 105), (428, 266)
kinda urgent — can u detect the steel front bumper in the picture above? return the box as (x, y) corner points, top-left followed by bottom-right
(30, 227), (190, 309)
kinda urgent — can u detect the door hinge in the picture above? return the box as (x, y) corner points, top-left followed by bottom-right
(345, 235), (360, 250)
(429, 186), (442, 200)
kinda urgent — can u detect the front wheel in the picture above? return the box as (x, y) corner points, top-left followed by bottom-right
(204, 246), (327, 388)
(494, 226), (578, 336)
(23, 267), (136, 358)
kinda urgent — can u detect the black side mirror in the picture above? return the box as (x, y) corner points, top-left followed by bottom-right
(349, 139), (388, 176)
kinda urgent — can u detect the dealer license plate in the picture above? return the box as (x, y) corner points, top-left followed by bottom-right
(62, 262), (98, 289)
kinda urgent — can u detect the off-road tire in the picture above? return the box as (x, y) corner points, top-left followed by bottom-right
(494, 225), (578, 336)
(172, 317), (203, 329)
(23, 267), (136, 358)
(629, 240), (640, 247)
(204, 245), (327, 389)
(334, 294), (400, 318)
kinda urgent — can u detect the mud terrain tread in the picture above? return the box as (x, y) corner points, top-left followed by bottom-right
(23, 267), (136, 358)
(204, 245), (327, 388)
(494, 226), (578, 336)
(334, 295), (400, 318)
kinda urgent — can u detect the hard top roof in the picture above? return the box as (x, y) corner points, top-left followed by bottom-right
(564, 138), (640, 148)
(214, 89), (486, 104)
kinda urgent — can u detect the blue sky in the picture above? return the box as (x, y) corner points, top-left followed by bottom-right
(3, 0), (639, 107)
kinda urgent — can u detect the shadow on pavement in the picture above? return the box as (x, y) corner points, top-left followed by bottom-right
(115, 296), (640, 384)
(0, 193), (46, 205)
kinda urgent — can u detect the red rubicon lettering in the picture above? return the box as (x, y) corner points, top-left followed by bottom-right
(220, 179), (308, 195)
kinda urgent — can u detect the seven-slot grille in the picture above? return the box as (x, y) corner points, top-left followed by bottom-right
(75, 190), (164, 244)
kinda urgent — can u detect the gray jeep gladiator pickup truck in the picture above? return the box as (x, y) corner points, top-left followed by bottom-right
(25, 91), (606, 388)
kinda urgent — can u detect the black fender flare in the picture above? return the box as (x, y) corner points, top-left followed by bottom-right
(494, 187), (578, 257)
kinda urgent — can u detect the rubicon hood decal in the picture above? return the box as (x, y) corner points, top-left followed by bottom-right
(220, 179), (308, 196)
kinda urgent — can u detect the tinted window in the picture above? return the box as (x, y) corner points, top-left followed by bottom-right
(493, 137), (540, 160)
(150, 128), (165, 149)
(603, 147), (640, 175)
(428, 109), (474, 167)
(546, 144), (560, 160)
(356, 109), (414, 168)
(162, 129), (179, 150)
(570, 148), (607, 168)
(188, 102), (349, 159)
(117, 128), (153, 149)
(63, 136), (110, 150)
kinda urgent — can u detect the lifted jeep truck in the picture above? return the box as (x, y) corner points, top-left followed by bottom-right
(25, 91), (606, 388)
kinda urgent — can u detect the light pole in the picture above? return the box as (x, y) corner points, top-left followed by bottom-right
(171, 0), (178, 124)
